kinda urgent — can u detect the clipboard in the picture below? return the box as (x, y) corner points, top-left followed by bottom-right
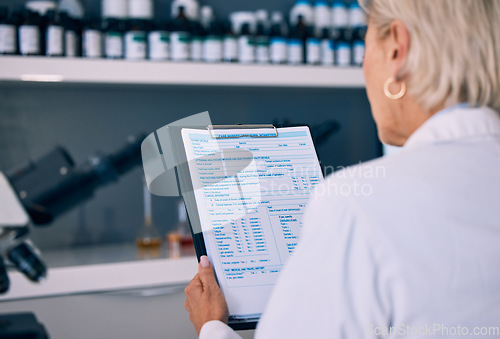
(179, 124), (323, 330)
(141, 119), (323, 331)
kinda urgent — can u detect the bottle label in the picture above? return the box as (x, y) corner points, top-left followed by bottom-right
(125, 31), (146, 60)
(202, 36), (222, 62)
(19, 25), (40, 55)
(255, 36), (269, 64)
(83, 29), (102, 58)
(353, 41), (365, 66)
(190, 38), (203, 61)
(105, 32), (123, 59)
(332, 6), (348, 28)
(287, 39), (303, 65)
(238, 36), (255, 63)
(270, 38), (287, 64)
(336, 42), (351, 66)
(171, 32), (190, 61)
(46, 25), (63, 56)
(321, 39), (334, 66)
(65, 30), (78, 57)
(223, 36), (237, 62)
(306, 38), (321, 65)
(0, 24), (16, 54)
(148, 31), (169, 60)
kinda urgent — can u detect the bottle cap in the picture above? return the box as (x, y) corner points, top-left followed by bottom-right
(128, 0), (153, 19)
(102, 0), (127, 19)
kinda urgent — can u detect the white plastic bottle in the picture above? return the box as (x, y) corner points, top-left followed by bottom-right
(313, 0), (330, 36)
(331, 0), (348, 30)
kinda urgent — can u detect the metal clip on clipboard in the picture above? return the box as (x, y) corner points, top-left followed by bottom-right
(207, 124), (278, 139)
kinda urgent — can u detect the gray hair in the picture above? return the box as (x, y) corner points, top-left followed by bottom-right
(359, 0), (500, 112)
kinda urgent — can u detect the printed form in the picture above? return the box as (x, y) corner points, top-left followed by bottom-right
(181, 126), (323, 319)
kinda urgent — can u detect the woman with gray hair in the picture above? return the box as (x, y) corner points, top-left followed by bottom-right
(185, 0), (500, 337)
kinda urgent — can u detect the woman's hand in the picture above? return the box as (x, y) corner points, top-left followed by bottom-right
(184, 256), (229, 335)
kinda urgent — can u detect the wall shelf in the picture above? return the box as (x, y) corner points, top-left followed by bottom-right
(0, 56), (365, 88)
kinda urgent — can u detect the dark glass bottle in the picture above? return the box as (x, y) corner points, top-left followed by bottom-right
(125, 18), (148, 60)
(18, 9), (41, 56)
(306, 29), (320, 65)
(190, 21), (204, 61)
(202, 20), (223, 63)
(351, 25), (366, 66)
(82, 17), (102, 58)
(103, 18), (124, 59)
(0, 7), (18, 55)
(255, 16), (269, 64)
(238, 22), (255, 63)
(288, 15), (308, 65)
(170, 6), (191, 61)
(45, 10), (63, 57)
(335, 27), (351, 67)
(222, 20), (237, 63)
(269, 13), (287, 64)
(320, 27), (334, 66)
(60, 12), (80, 57)
(148, 21), (169, 61)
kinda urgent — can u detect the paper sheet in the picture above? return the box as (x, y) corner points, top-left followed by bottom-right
(181, 126), (323, 318)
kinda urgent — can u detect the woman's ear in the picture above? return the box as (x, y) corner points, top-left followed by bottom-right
(386, 20), (410, 78)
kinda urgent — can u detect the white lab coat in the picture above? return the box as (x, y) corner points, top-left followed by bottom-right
(200, 105), (500, 339)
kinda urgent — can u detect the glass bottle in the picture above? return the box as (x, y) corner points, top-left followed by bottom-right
(320, 27), (334, 66)
(0, 7), (17, 55)
(170, 5), (191, 62)
(103, 18), (124, 59)
(306, 28), (320, 65)
(202, 20), (223, 63)
(269, 12), (287, 65)
(148, 20), (169, 61)
(190, 21), (204, 62)
(222, 20), (237, 63)
(238, 22), (255, 64)
(136, 179), (162, 259)
(255, 10), (269, 64)
(45, 9), (64, 57)
(82, 17), (102, 58)
(349, 1), (366, 67)
(335, 27), (351, 67)
(19, 9), (42, 56)
(60, 12), (80, 57)
(125, 18), (148, 60)
(288, 15), (307, 65)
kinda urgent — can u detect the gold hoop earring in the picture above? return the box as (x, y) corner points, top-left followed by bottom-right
(384, 77), (406, 100)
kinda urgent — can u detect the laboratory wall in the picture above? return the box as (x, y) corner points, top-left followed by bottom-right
(0, 0), (379, 250)
(0, 82), (377, 249)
